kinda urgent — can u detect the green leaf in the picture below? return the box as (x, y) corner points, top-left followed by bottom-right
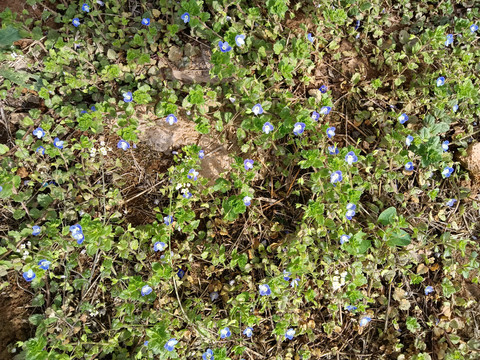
(386, 229), (411, 247)
(0, 144), (9, 155)
(0, 26), (22, 47)
(378, 207), (397, 226)
(273, 41), (284, 54)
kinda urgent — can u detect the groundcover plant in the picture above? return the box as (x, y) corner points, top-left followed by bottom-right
(0, 0), (480, 359)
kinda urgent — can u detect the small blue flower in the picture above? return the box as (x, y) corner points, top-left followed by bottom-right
(293, 122), (306, 135)
(405, 162), (414, 171)
(259, 284), (271, 296)
(81, 3), (90, 12)
(141, 285), (152, 296)
(0, 186), (2, 192)
(354, 20), (361, 30)
(424, 286), (434, 295)
(90, 105), (96, 111)
(346, 203), (356, 220)
(283, 270), (291, 281)
(326, 127), (336, 138)
(359, 316), (371, 327)
(23, 269), (36, 282)
(285, 328), (295, 340)
(330, 170), (342, 184)
(53, 138), (64, 149)
(80, 110), (87, 114)
(243, 196), (252, 206)
(123, 92), (133, 103)
(328, 146), (339, 155)
(398, 113), (408, 124)
(166, 114), (178, 125)
(445, 34), (454, 46)
(340, 234), (350, 244)
(244, 159), (254, 170)
(164, 338), (178, 351)
(36, 146), (45, 155)
(252, 103), (263, 115)
(203, 349), (214, 360)
(446, 199), (457, 207)
(311, 111), (320, 121)
(72, 18), (81, 27)
(33, 127), (45, 139)
(235, 34), (246, 46)
(345, 305), (357, 311)
(141, 18), (150, 26)
(220, 327), (231, 339)
(471, 24), (479, 33)
(183, 191), (192, 199)
(262, 122), (274, 134)
(70, 224), (83, 234)
(164, 215), (174, 225)
(73, 232), (85, 244)
(307, 33), (314, 43)
(345, 151), (358, 165)
(38, 259), (51, 270)
(452, 104), (459, 112)
(144, 341), (149, 346)
(117, 139), (130, 151)
(442, 166), (454, 178)
(406, 135), (414, 147)
(243, 327), (253, 338)
(188, 169), (199, 181)
(319, 85), (328, 93)
(177, 268), (185, 279)
(199, 150), (205, 159)
(320, 106), (331, 115)
(290, 278), (300, 288)
(442, 140), (450, 152)
(218, 41), (232, 53)
(154, 241), (166, 252)
(32, 225), (41, 236)
(181, 12), (190, 23)
(436, 76), (445, 87)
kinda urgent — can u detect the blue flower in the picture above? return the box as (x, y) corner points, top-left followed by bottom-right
(442, 140), (449, 152)
(53, 138), (64, 149)
(36, 146), (45, 155)
(398, 113), (408, 124)
(340, 234), (350, 244)
(446, 199), (457, 207)
(90, 105), (96, 111)
(188, 169), (199, 181)
(290, 278), (300, 288)
(203, 349), (214, 360)
(220, 327), (231, 339)
(320, 106), (331, 115)
(359, 316), (371, 326)
(345, 151), (358, 165)
(199, 150), (205, 159)
(144, 341), (149, 346)
(311, 111), (320, 121)
(32, 225), (41, 236)
(38, 259), (51, 270)
(164, 215), (173, 225)
(252, 103), (263, 115)
(326, 127), (335, 138)
(436, 76), (445, 87)
(330, 170), (342, 184)
(235, 34), (246, 46)
(154, 241), (166, 252)
(181, 12), (190, 23)
(307, 33), (314, 43)
(405, 162), (414, 171)
(354, 20), (361, 30)
(166, 114), (178, 125)
(243, 327), (253, 338)
(293, 122), (306, 135)
(23, 269), (36, 282)
(218, 41), (232, 53)
(141, 285), (152, 296)
(82, 3), (90, 12)
(0, 186), (2, 192)
(346, 203), (356, 220)
(33, 127), (45, 139)
(164, 338), (178, 351)
(319, 85), (328, 93)
(70, 224), (83, 234)
(177, 268), (185, 279)
(244, 159), (254, 170)
(285, 328), (295, 340)
(262, 122), (274, 134)
(452, 104), (459, 112)
(445, 34), (454, 46)
(283, 270), (291, 281)
(243, 196), (252, 206)
(80, 110), (87, 114)
(141, 18), (150, 26)
(259, 284), (271, 296)
(328, 146), (339, 155)
(183, 191), (192, 199)
(471, 24), (479, 33)
(72, 18), (81, 27)
(117, 139), (130, 151)
(442, 166), (454, 178)
(424, 286), (434, 295)
(406, 135), (414, 147)
(73, 231), (85, 244)
(345, 305), (357, 311)
(123, 92), (133, 103)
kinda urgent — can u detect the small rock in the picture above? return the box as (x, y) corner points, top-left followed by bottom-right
(460, 142), (480, 180)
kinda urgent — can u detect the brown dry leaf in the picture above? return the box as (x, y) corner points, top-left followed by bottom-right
(16, 167), (29, 178)
(417, 264), (429, 275)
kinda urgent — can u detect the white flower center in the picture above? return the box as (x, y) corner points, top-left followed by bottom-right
(294, 124), (302, 133)
(237, 37), (244, 45)
(27, 270), (34, 277)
